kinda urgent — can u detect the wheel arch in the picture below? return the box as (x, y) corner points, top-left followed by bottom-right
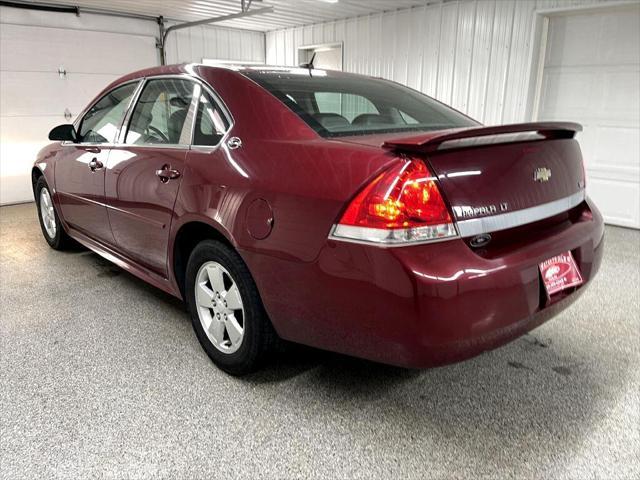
(171, 219), (237, 299)
(31, 167), (44, 195)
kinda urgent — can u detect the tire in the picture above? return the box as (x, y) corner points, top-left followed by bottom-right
(185, 239), (278, 375)
(35, 176), (73, 250)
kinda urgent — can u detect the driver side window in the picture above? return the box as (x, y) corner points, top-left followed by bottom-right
(78, 82), (137, 143)
(125, 78), (195, 145)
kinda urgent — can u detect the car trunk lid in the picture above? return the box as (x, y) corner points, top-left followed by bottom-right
(376, 122), (586, 236)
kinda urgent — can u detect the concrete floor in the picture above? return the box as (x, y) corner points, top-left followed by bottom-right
(0, 202), (638, 479)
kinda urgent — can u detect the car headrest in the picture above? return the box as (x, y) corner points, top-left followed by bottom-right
(168, 109), (187, 144)
(312, 112), (350, 130)
(170, 96), (190, 108)
(351, 114), (393, 126)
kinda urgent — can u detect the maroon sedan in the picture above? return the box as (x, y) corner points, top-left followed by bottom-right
(33, 64), (603, 375)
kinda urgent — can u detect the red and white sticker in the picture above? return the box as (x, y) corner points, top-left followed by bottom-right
(539, 251), (583, 296)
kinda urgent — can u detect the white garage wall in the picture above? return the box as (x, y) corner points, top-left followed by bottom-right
(265, 0), (626, 126)
(0, 6), (264, 205)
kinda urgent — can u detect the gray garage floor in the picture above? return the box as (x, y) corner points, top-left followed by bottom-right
(0, 202), (638, 480)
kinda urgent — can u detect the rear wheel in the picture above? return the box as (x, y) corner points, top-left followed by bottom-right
(35, 176), (73, 250)
(185, 240), (278, 375)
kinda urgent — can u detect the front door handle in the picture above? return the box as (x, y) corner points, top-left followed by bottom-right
(88, 158), (104, 171)
(155, 165), (181, 183)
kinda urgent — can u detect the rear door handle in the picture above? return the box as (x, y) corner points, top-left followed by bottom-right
(88, 158), (103, 171)
(155, 165), (181, 183)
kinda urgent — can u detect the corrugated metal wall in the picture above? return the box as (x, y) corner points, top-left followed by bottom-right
(166, 22), (265, 64)
(265, 0), (614, 125)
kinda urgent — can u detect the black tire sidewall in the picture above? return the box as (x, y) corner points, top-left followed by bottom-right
(185, 240), (266, 375)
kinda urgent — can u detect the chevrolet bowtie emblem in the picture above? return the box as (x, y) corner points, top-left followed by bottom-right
(534, 167), (552, 182)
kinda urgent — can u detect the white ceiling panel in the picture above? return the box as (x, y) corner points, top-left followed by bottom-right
(16, 0), (435, 31)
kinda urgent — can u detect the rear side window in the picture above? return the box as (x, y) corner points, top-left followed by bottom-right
(244, 70), (477, 137)
(193, 90), (230, 146)
(125, 78), (195, 145)
(78, 82), (137, 143)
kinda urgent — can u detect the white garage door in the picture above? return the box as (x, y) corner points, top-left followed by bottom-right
(0, 23), (157, 205)
(538, 5), (640, 228)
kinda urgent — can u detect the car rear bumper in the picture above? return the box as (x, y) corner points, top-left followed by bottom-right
(244, 198), (604, 368)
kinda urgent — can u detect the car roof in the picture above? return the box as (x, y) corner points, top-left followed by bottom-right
(117, 63), (368, 83)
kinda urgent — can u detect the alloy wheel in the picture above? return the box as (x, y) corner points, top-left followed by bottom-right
(39, 187), (57, 239)
(195, 261), (245, 354)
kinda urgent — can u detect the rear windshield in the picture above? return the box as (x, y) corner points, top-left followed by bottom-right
(243, 70), (477, 137)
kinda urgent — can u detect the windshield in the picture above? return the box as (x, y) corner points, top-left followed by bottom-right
(243, 70), (478, 137)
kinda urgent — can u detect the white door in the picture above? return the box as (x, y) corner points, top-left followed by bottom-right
(538, 5), (640, 228)
(298, 44), (343, 71)
(0, 22), (156, 205)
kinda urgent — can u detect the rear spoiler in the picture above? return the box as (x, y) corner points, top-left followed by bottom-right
(382, 122), (582, 153)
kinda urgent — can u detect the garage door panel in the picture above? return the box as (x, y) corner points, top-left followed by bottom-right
(0, 18), (157, 205)
(0, 71), (119, 117)
(0, 24), (156, 74)
(540, 69), (599, 118)
(600, 9), (640, 64)
(0, 115), (65, 143)
(586, 126), (640, 171)
(587, 179), (640, 228)
(541, 5), (640, 228)
(545, 15), (597, 67)
(542, 66), (639, 122)
(546, 9), (640, 67)
(602, 69), (640, 120)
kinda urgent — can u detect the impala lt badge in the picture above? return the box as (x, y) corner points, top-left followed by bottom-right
(534, 167), (552, 182)
(453, 202), (509, 219)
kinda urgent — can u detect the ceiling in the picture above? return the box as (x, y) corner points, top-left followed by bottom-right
(17, 0), (434, 31)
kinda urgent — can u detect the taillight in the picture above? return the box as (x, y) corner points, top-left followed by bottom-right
(330, 158), (458, 245)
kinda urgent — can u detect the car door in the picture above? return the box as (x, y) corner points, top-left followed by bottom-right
(105, 77), (198, 276)
(55, 81), (140, 245)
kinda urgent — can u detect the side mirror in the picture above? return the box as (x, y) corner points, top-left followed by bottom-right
(49, 124), (78, 142)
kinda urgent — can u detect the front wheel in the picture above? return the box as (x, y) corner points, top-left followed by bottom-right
(35, 176), (73, 250)
(185, 240), (278, 375)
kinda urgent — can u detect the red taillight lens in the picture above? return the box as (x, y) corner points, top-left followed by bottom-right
(340, 159), (452, 228)
(333, 159), (457, 245)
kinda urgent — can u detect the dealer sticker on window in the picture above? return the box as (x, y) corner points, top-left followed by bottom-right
(539, 251), (583, 296)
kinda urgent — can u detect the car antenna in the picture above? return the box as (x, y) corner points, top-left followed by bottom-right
(299, 52), (316, 77)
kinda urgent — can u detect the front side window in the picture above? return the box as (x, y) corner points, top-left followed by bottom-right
(125, 78), (195, 145)
(193, 90), (230, 146)
(244, 70), (478, 137)
(78, 82), (137, 143)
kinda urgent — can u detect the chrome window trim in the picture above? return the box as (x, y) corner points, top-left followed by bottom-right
(116, 78), (146, 144)
(62, 73), (233, 151)
(61, 142), (119, 148)
(121, 74), (199, 147)
(109, 143), (191, 151)
(61, 142), (191, 151)
(183, 83), (202, 146)
(117, 73), (233, 149)
(455, 190), (586, 238)
(189, 81), (234, 149)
